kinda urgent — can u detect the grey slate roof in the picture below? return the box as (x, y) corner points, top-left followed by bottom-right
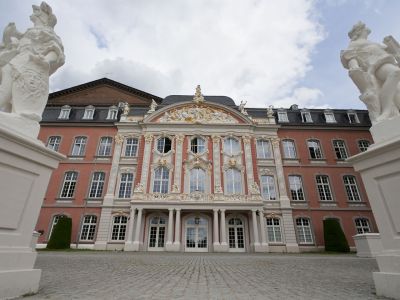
(41, 107), (119, 123)
(162, 95), (237, 107)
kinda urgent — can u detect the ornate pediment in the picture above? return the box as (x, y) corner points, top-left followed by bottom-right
(158, 104), (238, 124)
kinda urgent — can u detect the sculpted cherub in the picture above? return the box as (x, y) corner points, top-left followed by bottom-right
(0, 2), (64, 130)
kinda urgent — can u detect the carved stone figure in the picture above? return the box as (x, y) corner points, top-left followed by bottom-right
(341, 22), (400, 123)
(0, 2), (64, 137)
(122, 102), (130, 116)
(193, 85), (205, 103)
(147, 99), (158, 113)
(239, 100), (248, 115)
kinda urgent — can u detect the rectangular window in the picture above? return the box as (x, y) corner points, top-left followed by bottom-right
(358, 140), (370, 152)
(347, 112), (359, 124)
(71, 136), (87, 156)
(301, 111), (312, 123)
(89, 172), (105, 198)
(47, 136), (61, 152)
(107, 107), (118, 120)
(83, 107), (95, 120)
(278, 111), (289, 122)
(324, 112), (336, 123)
(260, 175), (276, 200)
(343, 175), (361, 202)
(125, 138), (139, 157)
(256, 139), (272, 159)
(58, 106), (71, 119)
(282, 140), (297, 159)
(355, 218), (371, 234)
(333, 140), (348, 159)
(316, 175), (333, 201)
(225, 168), (242, 195)
(288, 175), (305, 201)
(307, 140), (323, 159)
(98, 137), (113, 156)
(80, 215), (97, 241)
(296, 218), (313, 244)
(60, 171), (78, 198)
(266, 218), (282, 243)
(111, 216), (127, 240)
(118, 173), (133, 198)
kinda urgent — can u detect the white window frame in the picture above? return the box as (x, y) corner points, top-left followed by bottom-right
(333, 139), (348, 160)
(266, 218), (283, 243)
(58, 105), (71, 120)
(296, 217), (314, 244)
(80, 215), (97, 241)
(324, 110), (336, 123)
(124, 137), (139, 157)
(71, 136), (87, 156)
(358, 140), (370, 152)
(190, 137), (206, 154)
(107, 106), (118, 120)
(307, 139), (323, 159)
(260, 175), (276, 200)
(282, 139), (297, 159)
(288, 175), (305, 201)
(301, 110), (313, 123)
(82, 105), (95, 120)
(47, 136), (61, 152)
(97, 137), (113, 156)
(156, 137), (172, 154)
(256, 139), (272, 159)
(111, 215), (128, 241)
(225, 168), (242, 195)
(153, 166), (170, 194)
(316, 175), (333, 201)
(277, 110), (289, 122)
(224, 137), (240, 155)
(355, 218), (371, 234)
(190, 167), (206, 193)
(60, 171), (78, 198)
(118, 173), (134, 198)
(347, 111), (359, 124)
(343, 175), (361, 202)
(89, 172), (105, 198)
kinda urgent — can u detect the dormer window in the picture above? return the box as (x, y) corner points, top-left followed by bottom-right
(58, 105), (71, 120)
(83, 105), (95, 120)
(347, 111), (359, 124)
(301, 110), (312, 123)
(324, 110), (336, 123)
(277, 110), (289, 122)
(107, 106), (118, 120)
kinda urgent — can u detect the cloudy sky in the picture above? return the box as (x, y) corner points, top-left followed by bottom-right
(1, 0), (399, 109)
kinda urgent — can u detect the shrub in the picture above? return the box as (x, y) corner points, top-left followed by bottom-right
(46, 216), (72, 249)
(323, 219), (350, 252)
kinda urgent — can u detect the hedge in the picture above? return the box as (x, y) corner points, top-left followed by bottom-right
(323, 219), (350, 252)
(46, 216), (72, 249)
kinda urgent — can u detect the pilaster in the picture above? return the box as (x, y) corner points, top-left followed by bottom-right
(138, 134), (153, 192)
(212, 135), (223, 193)
(172, 135), (184, 193)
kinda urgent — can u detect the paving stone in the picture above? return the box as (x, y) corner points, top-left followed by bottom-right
(17, 252), (386, 300)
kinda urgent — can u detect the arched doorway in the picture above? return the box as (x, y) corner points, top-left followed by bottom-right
(185, 216), (208, 252)
(228, 217), (245, 252)
(148, 216), (166, 251)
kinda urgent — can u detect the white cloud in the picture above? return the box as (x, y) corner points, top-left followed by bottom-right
(272, 87), (329, 108)
(2, 0), (325, 107)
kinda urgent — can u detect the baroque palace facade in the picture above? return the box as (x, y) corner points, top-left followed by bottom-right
(35, 78), (377, 252)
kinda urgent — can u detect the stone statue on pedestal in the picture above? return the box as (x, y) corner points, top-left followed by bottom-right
(0, 2), (64, 137)
(341, 22), (400, 124)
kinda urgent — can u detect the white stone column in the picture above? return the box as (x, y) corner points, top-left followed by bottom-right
(93, 208), (112, 250)
(212, 135), (223, 193)
(271, 137), (299, 253)
(103, 134), (124, 205)
(173, 209), (181, 251)
(213, 209), (220, 251)
(172, 135), (184, 193)
(132, 208), (143, 251)
(138, 134), (153, 191)
(252, 209), (261, 251)
(243, 136), (255, 194)
(258, 210), (269, 252)
(124, 208), (136, 251)
(166, 208), (174, 251)
(219, 209), (228, 251)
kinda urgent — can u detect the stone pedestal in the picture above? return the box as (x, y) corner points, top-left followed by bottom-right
(348, 120), (400, 299)
(353, 233), (383, 257)
(0, 124), (64, 299)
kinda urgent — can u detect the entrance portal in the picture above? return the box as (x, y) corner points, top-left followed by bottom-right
(185, 217), (208, 252)
(228, 217), (245, 252)
(148, 216), (166, 251)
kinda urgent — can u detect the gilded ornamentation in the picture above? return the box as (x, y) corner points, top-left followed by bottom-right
(144, 133), (153, 143)
(214, 184), (223, 193)
(114, 134), (124, 145)
(249, 182), (261, 194)
(134, 183), (144, 193)
(158, 105), (237, 124)
(228, 158), (237, 167)
(271, 137), (280, 147)
(242, 136), (251, 145)
(212, 135), (221, 143)
(174, 134), (185, 144)
(171, 184), (180, 193)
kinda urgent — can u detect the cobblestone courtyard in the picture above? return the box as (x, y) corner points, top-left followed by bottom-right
(21, 251), (382, 300)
